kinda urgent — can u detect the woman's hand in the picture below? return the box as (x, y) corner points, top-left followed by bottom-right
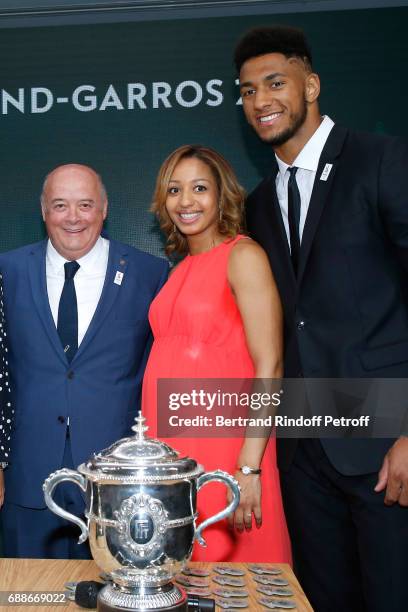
(227, 471), (262, 532)
(0, 468), (5, 508)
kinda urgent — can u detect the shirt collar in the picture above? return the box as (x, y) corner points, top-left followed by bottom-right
(46, 235), (107, 276)
(276, 115), (335, 176)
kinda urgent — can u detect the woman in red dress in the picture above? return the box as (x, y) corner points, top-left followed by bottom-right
(142, 145), (291, 563)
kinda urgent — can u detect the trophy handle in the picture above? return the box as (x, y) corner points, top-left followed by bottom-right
(194, 470), (240, 547)
(43, 468), (89, 544)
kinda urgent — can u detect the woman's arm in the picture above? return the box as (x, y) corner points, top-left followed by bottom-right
(227, 238), (283, 532)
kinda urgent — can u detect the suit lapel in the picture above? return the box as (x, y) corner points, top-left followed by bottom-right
(297, 125), (348, 286)
(73, 240), (128, 361)
(28, 240), (67, 364)
(260, 162), (297, 294)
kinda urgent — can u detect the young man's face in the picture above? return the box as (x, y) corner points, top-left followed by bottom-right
(239, 52), (310, 146)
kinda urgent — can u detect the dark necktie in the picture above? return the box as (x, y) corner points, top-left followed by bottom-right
(57, 260), (80, 363)
(287, 166), (301, 274)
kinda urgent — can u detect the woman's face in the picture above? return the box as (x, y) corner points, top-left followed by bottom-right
(165, 157), (220, 243)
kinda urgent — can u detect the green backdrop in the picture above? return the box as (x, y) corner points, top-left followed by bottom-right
(0, 6), (407, 257)
(0, 4), (407, 555)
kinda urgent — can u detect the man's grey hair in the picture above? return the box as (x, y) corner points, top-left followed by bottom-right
(40, 164), (108, 211)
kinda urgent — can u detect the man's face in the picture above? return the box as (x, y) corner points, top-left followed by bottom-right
(239, 53), (309, 146)
(42, 165), (107, 261)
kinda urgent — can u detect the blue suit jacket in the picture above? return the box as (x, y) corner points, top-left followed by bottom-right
(0, 238), (168, 508)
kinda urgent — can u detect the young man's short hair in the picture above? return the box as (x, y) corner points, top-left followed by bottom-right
(234, 25), (313, 73)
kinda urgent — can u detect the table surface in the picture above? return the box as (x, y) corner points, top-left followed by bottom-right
(0, 559), (313, 611)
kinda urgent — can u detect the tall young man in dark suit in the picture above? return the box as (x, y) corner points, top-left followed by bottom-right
(235, 26), (408, 612)
(0, 164), (168, 558)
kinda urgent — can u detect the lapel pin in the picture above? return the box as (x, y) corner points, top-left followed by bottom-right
(114, 271), (124, 286)
(320, 163), (333, 181)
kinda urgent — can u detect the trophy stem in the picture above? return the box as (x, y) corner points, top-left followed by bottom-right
(97, 581), (188, 611)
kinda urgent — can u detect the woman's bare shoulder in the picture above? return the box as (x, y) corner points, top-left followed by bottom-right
(229, 236), (270, 268)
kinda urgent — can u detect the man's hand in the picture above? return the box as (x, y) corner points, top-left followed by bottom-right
(227, 471), (262, 532)
(375, 436), (408, 506)
(0, 468), (4, 508)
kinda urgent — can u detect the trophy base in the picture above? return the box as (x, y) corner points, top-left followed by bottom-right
(97, 581), (188, 611)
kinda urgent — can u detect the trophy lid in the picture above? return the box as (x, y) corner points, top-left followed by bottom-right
(79, 412), (203, 483)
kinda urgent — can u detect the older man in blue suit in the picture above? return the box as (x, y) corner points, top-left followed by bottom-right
(0, 164), (168, 558)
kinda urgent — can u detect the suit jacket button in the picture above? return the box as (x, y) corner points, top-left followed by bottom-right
(57, 415), (66, 423)
(67, 371), (74, 380)
(297, 320), (305, 330)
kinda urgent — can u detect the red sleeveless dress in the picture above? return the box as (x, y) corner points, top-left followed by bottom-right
(142, 236), (291, 562)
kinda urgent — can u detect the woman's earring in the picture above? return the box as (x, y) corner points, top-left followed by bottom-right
(173, 223), (177, 234)
(219, 204), (223, 222)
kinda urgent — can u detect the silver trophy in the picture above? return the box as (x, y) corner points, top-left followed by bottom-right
(43, 413), (240, 611)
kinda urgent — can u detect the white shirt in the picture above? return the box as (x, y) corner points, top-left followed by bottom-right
(275, 115), (334, 246)
(46, 236), (109, 346)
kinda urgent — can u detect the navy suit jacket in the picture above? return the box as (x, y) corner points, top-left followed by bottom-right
(246, 126), (408, 474)
(0, 238), (168, 508)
